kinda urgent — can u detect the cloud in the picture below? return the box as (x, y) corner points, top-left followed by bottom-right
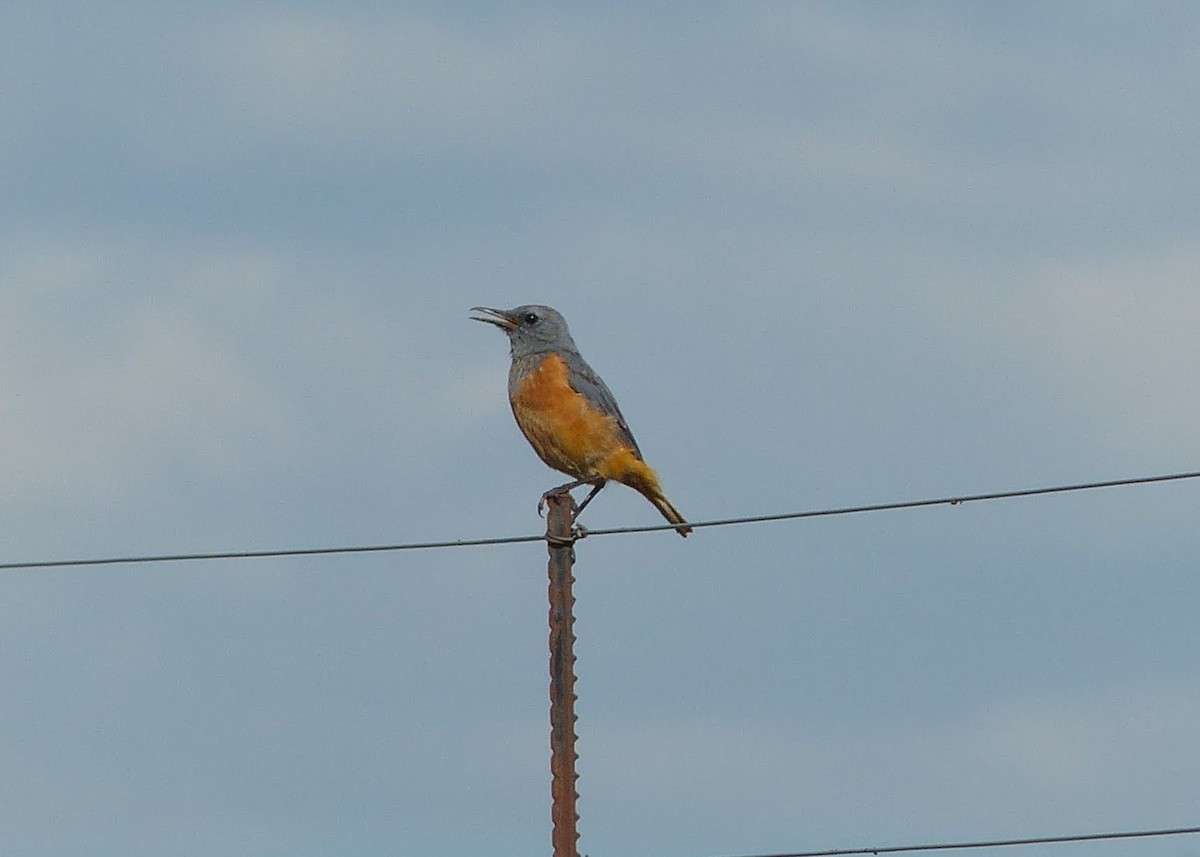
(3, 6), (1198, 855)
(0, 224), (526, 555)
(932, 244), (1200, 462)
(0, 234), (301, 504)
(209, 9), (576, 156)
(1034, 248), (1200, 445)
(583, 681), (1200, 851)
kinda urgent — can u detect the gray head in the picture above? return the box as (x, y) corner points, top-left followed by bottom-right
(470, 304), (580, 358)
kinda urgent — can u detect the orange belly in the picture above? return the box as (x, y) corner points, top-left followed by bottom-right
(510, 353), (650, 486)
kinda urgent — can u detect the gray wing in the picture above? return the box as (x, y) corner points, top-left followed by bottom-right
(562, 351), (643, 456)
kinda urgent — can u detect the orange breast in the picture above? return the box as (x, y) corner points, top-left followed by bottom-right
(511, 353), (633, 480)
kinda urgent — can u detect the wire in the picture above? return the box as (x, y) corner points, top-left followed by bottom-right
(0, 532), (546, 571)
(2, 469), (1198, 571)
(724, 824), (1200, 857)
(583, 468), (1200, 538)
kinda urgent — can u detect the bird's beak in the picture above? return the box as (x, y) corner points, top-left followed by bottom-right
(470, 306), (518, 331)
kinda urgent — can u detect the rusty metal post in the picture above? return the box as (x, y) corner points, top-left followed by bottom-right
(545, 492), (580, 857)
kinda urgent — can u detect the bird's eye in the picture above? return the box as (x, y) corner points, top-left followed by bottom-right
(523, 312), (539, 325)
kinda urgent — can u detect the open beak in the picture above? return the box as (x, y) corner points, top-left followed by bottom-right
(470, 306), (518, 331)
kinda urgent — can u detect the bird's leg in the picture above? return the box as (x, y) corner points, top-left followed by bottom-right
(538, 476), (607, 517)
(573, 478), (606, 515)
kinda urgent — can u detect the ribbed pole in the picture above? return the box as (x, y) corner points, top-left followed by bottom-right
(545, 492), (580, 857)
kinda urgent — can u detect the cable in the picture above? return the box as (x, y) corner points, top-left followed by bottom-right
(723, 823), (1200, 857)
(583, 468), (1200, 538)
(2, 469), (1198, 571)
(0, 532), (546, 571)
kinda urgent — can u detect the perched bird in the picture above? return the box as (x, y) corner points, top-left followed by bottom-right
(471, 305), (691, 537)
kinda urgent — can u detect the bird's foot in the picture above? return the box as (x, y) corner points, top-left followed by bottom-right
(537, 489), (558, 518)
(537, 477), (605, 517)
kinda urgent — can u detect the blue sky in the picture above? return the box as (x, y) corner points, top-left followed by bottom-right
(3, 3), (1199, 856)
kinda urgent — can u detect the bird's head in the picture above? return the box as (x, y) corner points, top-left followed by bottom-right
(470, 305), (578, 357)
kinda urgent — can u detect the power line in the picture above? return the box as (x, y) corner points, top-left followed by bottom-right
(724, 823), (1200, 857)
(0, 532), (546, 571)
(583, 468), (1200, 538)
(2, 468), (1198, 572)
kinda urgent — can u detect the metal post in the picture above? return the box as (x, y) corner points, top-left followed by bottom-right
(545, 492), (580, 857)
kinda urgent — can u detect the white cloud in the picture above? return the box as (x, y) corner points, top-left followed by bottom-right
(586, 681), (1200, 843)
(0, 228), (517, 519)
(984, 246), (1200, 460)
(967, 685), (1200, 802)
(210, 9), (575, 153)
(0, 234), (301, 503)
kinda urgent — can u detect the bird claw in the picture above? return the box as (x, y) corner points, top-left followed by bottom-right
(537, 489), (560, 517)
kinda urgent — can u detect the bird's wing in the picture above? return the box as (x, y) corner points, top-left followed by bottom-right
(563, 352), (643, 457)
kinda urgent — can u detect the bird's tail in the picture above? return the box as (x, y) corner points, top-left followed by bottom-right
(645, 490), (693, 538)
(609, 452), (693, 537)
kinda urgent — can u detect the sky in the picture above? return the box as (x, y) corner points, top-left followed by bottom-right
(2, 2), (1199, 856)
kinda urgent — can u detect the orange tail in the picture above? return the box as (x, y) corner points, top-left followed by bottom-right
(605, 451), (693, 537)
(645, 490), (692, 538)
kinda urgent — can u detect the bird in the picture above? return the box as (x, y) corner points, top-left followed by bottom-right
(471, 304), (692, 537)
